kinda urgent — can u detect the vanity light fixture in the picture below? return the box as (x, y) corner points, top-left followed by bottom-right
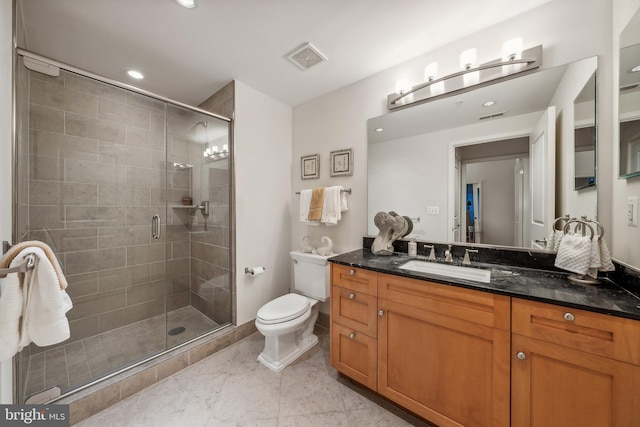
(176, 0), (196, 8)
(203, 143), (229, 161)
(388, 44), (542, 110)
(127, 70), (144, 79)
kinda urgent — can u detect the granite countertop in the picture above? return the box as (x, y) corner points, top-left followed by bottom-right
(329, 249), (640, 321)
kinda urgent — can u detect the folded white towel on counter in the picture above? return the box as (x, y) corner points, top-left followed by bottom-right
(554, 233), (592, 275)
(545, 229), (564, 251)
(597, 236), (615, 273)
(586, 235), (602, 278)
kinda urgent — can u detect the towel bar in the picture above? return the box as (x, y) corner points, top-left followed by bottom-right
(295, 188), (352, 195)
(0, 253), (36, 276)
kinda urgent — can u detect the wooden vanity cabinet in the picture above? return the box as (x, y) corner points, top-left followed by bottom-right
(330, 264), (378, 389)
(377, 272), (511, 427)
(329, 263), (640, 427)
(511, 298), (640, 427)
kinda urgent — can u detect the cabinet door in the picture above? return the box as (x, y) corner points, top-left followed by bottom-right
(512, 334), (640, 427)
(378, 298), (510, 427)
(331, 285), (378, 337)
(330, 323), (377, 390)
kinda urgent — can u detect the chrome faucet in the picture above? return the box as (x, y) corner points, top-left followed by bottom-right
(444, 245), (453, 262)
(463, 249), (479, 265)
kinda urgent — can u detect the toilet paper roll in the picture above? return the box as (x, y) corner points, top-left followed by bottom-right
(250, 266), (265, 276)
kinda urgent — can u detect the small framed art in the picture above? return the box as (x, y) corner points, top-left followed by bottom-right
(330, 148), (353, 177)
(301, 154), (320, 180)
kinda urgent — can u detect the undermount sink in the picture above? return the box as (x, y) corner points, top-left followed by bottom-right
(398, 260), (491, 283)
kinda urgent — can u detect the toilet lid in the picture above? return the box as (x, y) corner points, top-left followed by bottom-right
(257, 293), (310, 325)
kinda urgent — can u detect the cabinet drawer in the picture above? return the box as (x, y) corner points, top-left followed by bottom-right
(331, 286), (378, 337)
(512, 298), (640, 365)
(330, 323), (377, 390)
(378, 272), (511, 330)
(331, 264), (377, 296)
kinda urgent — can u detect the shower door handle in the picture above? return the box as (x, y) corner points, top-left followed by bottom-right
(152, 214), (161, 239)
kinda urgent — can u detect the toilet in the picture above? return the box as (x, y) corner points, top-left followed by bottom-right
(255, 251), (332, 372)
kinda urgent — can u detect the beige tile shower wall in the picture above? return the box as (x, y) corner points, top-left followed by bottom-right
(27, 70), (193, 349)
(190, 165), (231, 324)
(192, 81), (234, 325)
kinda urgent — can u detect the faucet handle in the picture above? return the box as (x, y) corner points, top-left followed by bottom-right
(463, 248), (479, 265)
(423, 244), (436, 260)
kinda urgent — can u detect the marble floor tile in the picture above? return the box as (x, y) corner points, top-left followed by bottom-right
(77, 329), (426, 426)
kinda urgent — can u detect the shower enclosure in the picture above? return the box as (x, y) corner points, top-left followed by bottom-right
(13, 53), (233, 403)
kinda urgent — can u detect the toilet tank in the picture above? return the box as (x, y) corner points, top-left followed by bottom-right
(290, 251), (333, 301)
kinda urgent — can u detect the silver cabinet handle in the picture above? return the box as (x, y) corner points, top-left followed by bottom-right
(516, 351), (526, 360)
(349, 269), (355, 275)
(564, 312), (575, 322)
(152, 214), (161, 239)
(348, 293), (355, 299)
(378, 310), (384, 316)
(349, 332), (355, 340)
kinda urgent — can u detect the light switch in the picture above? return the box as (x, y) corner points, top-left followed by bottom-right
(628, 196), (638, 227)
(427, 206), (439, 215)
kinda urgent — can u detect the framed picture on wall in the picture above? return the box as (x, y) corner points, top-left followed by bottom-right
(301, 154), (320, 179)
(330, 148), (353, 177)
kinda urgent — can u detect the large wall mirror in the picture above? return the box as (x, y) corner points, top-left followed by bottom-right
(368, 56), (598, 250)
(619, 7), (640, 179)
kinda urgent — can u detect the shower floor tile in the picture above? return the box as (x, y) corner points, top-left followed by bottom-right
(23, 306), (220, 401)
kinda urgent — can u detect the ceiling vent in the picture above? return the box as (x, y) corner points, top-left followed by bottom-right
(478, 111), (506, 120)
(286, 43), (328, 71)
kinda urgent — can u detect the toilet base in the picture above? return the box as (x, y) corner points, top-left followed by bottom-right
(257, 333), (318, 372)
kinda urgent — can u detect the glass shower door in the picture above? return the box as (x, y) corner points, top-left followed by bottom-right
(15, 59), (169, 402)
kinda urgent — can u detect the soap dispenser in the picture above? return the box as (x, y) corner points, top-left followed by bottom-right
(408, 237), (417, 257)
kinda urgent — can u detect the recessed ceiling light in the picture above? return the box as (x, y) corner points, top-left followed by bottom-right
(127, 70), (144, 79)
(375, 128), (384, 132)
(631, 65), (640, 73)
(483, 101), (496, 107)
(176, 0), (196, 8)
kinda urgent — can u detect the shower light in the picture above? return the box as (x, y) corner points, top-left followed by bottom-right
(176, 0), (196, 8)
(483, 101), (496, 107)
(127, 70), (144, 79)
(631, 65), (640, 73)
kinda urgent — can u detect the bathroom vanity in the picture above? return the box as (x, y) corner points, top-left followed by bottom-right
(329, 248), (640, 427)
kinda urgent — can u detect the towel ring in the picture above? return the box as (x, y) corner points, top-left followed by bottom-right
(563, 219), (595, 240)
(580, 216), (604, 239)
(552, 214), (572, 231)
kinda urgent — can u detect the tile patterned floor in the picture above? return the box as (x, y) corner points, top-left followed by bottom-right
(25, 306), (220, 400)
(75, 328), (423, 426)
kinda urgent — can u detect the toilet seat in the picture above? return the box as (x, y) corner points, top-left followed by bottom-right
(256, 293), (310, 325)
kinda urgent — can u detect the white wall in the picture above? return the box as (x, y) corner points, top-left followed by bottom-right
(612, 0), (640, 267)
(0, 0), (13, 405)
(293, 0), (613, 259)
(234, 81), (293, 325)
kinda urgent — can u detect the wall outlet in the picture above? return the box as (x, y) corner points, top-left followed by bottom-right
(427, 206), (439, 215)
(628, 196), (638, 227)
